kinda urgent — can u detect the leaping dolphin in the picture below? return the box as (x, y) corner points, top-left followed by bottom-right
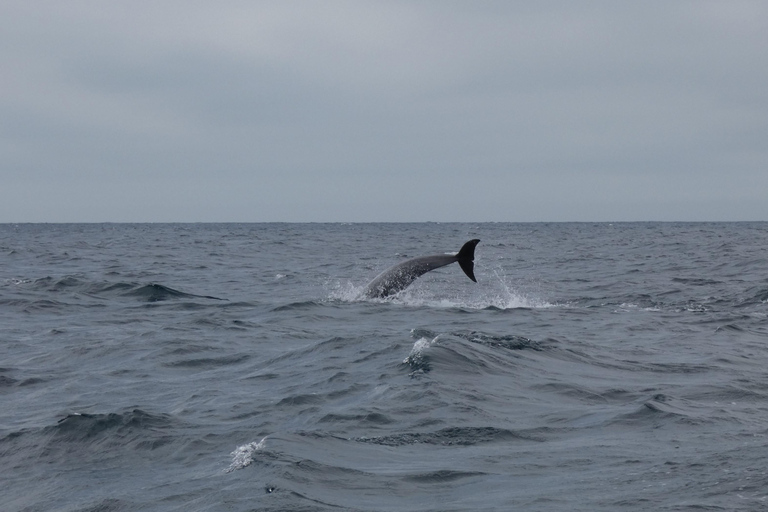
(363, 239), (480, 298)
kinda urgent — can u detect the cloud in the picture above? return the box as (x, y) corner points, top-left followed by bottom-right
(2, 1), (767, 221)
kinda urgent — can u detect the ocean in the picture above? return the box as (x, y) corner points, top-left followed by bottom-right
(1, 222), (767, 511)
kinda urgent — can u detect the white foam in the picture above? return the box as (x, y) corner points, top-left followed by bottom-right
(225, 437), (267, 473)
(6, 278), (31, 286)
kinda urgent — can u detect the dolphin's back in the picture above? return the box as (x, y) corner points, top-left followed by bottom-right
(363, 239), (480, 298)
(364, 254), (457, 298)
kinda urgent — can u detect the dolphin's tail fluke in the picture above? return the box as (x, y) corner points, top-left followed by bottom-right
(456, 239), (480, 283)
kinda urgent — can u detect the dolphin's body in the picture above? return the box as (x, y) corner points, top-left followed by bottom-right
(363, 239), (480, 298)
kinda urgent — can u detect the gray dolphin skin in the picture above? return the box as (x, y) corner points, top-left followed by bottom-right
(363, 239), (480, 298)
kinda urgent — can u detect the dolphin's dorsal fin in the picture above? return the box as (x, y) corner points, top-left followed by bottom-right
(456, 239), (480, 283)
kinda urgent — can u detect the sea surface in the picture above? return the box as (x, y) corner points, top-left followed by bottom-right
(1, 222), (768, 511)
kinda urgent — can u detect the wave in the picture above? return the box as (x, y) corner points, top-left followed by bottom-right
(403, 330), (545, 375)
(356, 426), (542, 446)
(608, 394), (725, 428)
(120, 283), (224, 302)
(49, 409), (179, 445)
(671, 277), (723, 286)
(452, 330), (542, 350)
(0, 408), (183, 466)
(739, 286), (768, 306)
(0, 375), (18, 387)
(271, 300), (327, 312)
(400, 469), (488, 483)
(25, 276), (225, 303)
(162, 353), (251, 369)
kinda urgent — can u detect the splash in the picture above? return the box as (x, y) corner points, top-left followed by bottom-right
(225, 437), (267, 473)
(390, 271), (553, 310)
(480, 267), (554, 309)
(326, 275), (552, 310)
(402, 335), (442, 374)
(403, 336), (439, 365)
(327, 280), (367, 302)
(399, 289), (549, 310)
(6, 278), (32, 286)
(326, 265), (554, 310)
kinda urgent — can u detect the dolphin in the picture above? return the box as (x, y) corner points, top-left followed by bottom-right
(363, 239), (480, 298)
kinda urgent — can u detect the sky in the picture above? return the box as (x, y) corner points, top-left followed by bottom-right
(2, 1), (767, 222)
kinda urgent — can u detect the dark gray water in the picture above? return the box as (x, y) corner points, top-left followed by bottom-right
(2, 223), (768, 511)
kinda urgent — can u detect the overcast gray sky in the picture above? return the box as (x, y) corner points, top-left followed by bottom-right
(2, 1), (767, 222)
